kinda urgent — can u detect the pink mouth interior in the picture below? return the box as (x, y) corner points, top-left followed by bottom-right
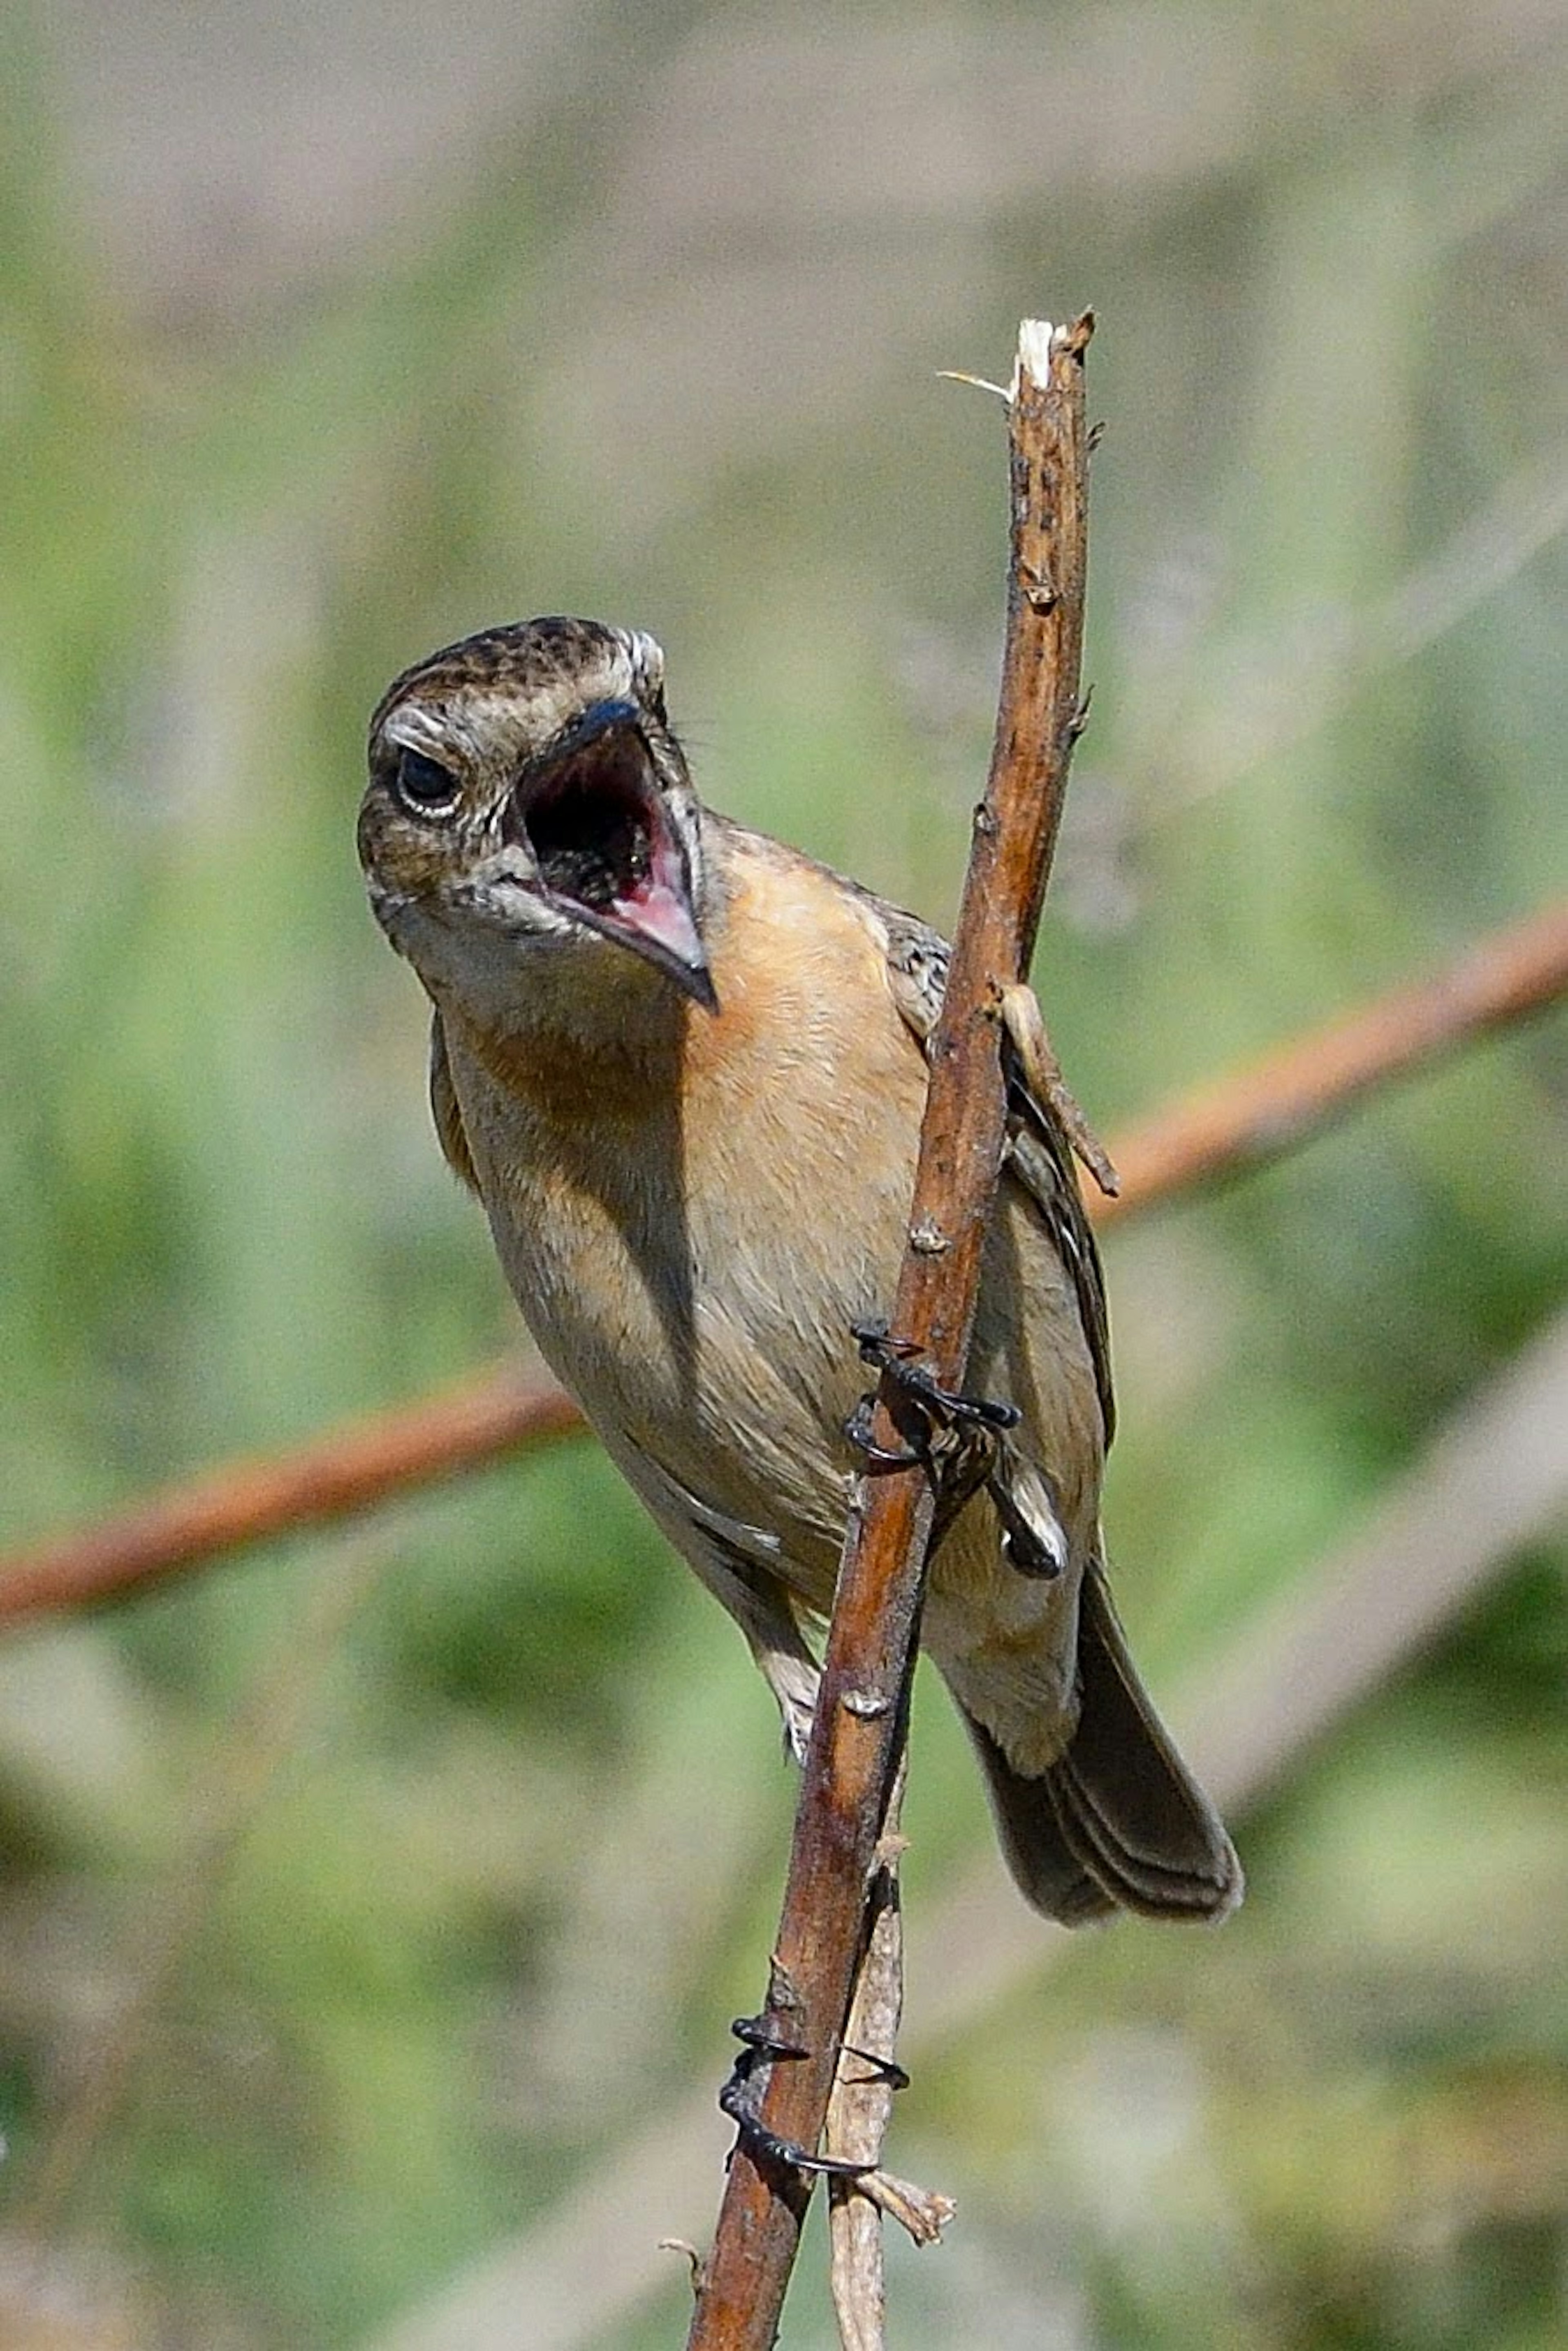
(519, 732), (704, 972)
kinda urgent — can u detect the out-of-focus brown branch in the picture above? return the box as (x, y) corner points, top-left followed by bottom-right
(1099, 897), (1568, 1222)
(683, 313), (1094, 2351)
(0, 1369), (580, 1625)
(2, 898), (1563, 1634)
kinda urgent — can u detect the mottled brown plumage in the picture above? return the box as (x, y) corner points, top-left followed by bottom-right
(359, 616), (1241, 1924)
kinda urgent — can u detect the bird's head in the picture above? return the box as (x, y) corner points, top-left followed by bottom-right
(359, 616), (716, 1017)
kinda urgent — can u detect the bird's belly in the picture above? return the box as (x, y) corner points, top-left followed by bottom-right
(480, 1118), (907, 1607)
(449, 988), (1100, 1642)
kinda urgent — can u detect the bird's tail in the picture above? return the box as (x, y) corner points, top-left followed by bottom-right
(960, 1566), (1243, 1926)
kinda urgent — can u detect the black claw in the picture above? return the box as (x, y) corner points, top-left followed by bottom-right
(721, 2104), (871, 2180)
(729, 2013), (807, 2061)
(840, 2042), (911, 2092)
(719, 2013), (874, 2182)
(851, 1315), (916, 1360)
(844, 1394), (926, 1469)
(906, 1364), (1020, 1431)
(851, 1318), (1020, 1434)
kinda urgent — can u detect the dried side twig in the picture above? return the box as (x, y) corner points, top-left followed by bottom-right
(683, 314), (1095, 2351)
(824, 1765), (956, 2351)
(824, 1792), (903, 2351)
(1, 900), (1563, 1631)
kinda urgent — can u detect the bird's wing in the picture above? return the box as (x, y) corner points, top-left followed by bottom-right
(592, 1423), (823, 1759)
(428, 1010), (480, 1193)
(875, 899), (1115, 1447)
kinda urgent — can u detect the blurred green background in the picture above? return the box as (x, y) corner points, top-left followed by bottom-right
(2, 2), (1566, 2344)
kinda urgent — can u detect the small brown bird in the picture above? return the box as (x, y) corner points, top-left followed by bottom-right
(359, 615), (1241, 1925)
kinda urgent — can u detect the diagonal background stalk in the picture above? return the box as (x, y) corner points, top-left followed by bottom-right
(1, 899), (1562, 1632)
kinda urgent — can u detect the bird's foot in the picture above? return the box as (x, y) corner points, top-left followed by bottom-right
(850, 1318), (1020, 1436)
(720, 2014), (876, 2181)
(843, 1392), (925, 1469)
(840, 2041), (911, 2093)
(848, 1321), (1017, 1557)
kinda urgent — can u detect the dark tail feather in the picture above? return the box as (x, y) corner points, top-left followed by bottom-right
(962, 1567), (1243, 1927)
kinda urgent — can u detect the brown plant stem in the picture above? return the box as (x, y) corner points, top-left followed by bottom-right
(1, 899), (1562, 1632)
(824, 1784), (904, 2351)
(362, 1305), (1568, 2351)
(823, 1762), (956, 2351)
(682, 313), (1094, 2351)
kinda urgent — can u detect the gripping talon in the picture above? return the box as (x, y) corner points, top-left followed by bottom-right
(722, 2107), (872, 2180)
(729, 2014), (806, 2061)
(902, 1362), (1020, 1431)
(840, 2041), (911, 2092)
(851, 1316), (913, 1355)
(851, 1318), (1020, 1434)
(844, 1394), (926, 1469)
(720, 2013), (872, 2181)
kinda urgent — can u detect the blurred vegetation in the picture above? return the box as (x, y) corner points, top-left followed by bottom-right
(1, 2), (1565, 2344)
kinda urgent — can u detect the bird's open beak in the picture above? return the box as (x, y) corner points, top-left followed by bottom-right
(505, 699), (717, 1011)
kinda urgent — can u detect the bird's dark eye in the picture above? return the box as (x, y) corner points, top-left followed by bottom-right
(392, 747), (460, 816)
